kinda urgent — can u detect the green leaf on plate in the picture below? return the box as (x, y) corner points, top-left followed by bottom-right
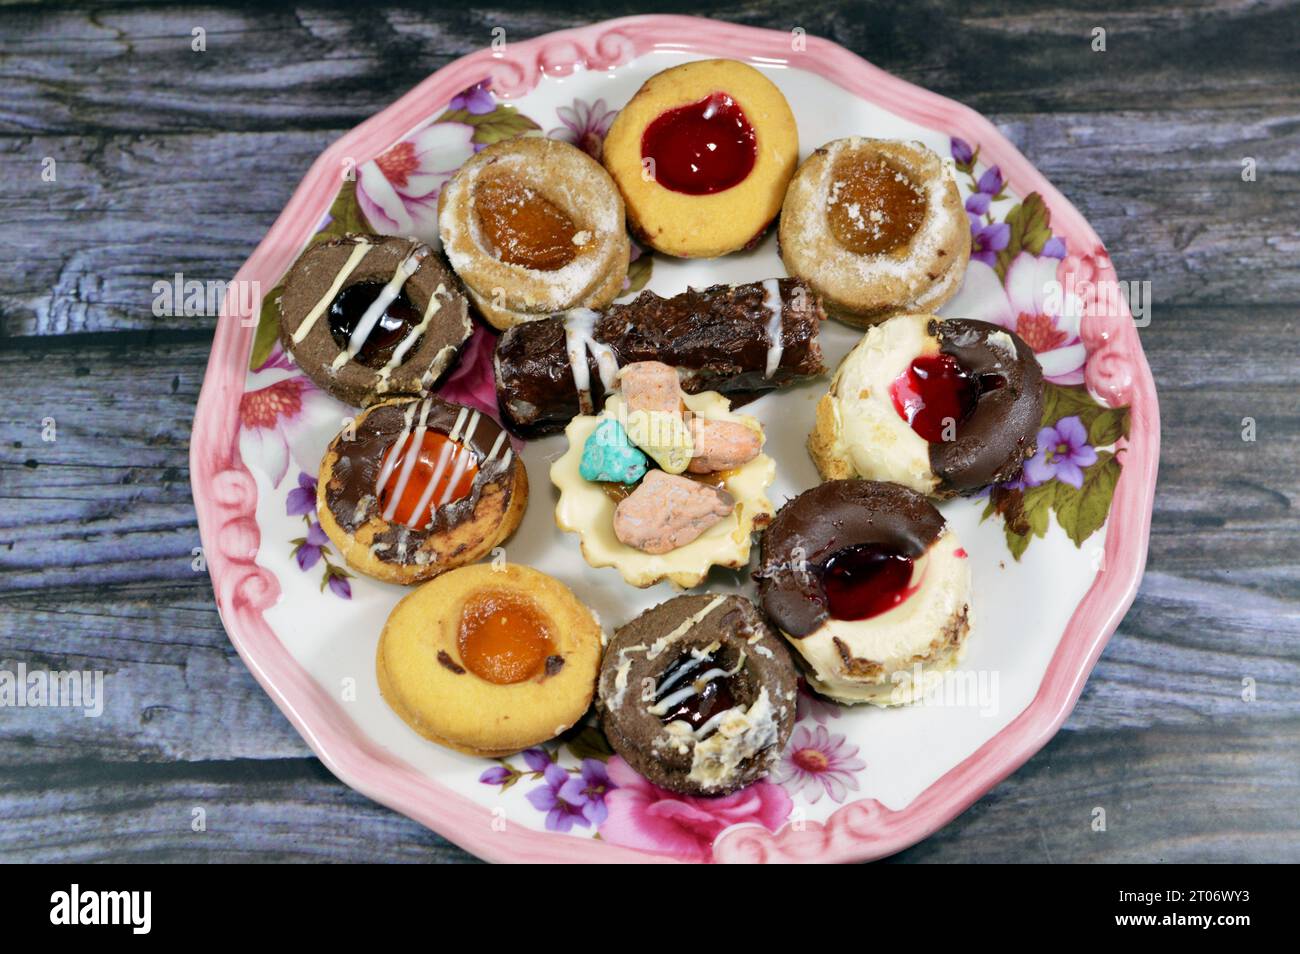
(625, 250), (654, 294)
(248, 284), (283, 371)
(437, 104), (541, 147)
(564, 724), (614, 763)
(995, 192), (1052, 281)
(1053, 450), (1120, 547)
(1087, 406), (1131, 447)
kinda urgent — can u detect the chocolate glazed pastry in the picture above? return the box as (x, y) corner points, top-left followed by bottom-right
(930, 318), (1043, 494)
(493, 278), (826, 437)
(756, 480), (944, 638)
(316, 396), (527, 585)
(597, 594), (797, 796)
(277, 234), (472, 407)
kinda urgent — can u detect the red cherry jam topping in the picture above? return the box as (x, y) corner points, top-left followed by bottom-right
(890, 353), (984, 444)
(378, 430), (479, 528)
(328, 281), (422, 369)
(640, 93), (757, 195)
(821, 543), (917, 621)
(653, 650), (737, 731)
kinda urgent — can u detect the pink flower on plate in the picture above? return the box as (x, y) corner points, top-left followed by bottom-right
(598, 757), (792, 863)
(795, 679), (841, 724)
(946, 251), (1087, 385)
(435, 321), (500, 421)
(356, 122), (477, 243)
(238, 367), (340, 488)
(772, 724), (866, 805)
(548, 97), (618, 161)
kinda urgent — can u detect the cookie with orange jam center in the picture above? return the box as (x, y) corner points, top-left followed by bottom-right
(377, 564), (602, 757)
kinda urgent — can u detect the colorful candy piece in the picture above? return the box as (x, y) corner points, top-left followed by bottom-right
(687, 417), (762, 474)
(620, 361), (684, 416)
(625, 409), (694, 474)
(613, 471), (735, 555)
(579, 418), (649, 484)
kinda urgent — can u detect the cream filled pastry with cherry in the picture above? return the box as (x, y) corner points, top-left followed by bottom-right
(756, 480), (972, 707)
(551, 360), (775, 589)
(316, 395), (527, 584)
(809, 313), (1044, 497)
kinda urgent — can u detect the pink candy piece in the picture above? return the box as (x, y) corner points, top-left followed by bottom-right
(620, 361), (683, 416)
(687, 418), (761, 474)
(613, 470), (734, 555)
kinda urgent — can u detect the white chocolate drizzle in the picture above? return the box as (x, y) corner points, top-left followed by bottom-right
(331, 243), (430, 372)
(404, 406), (470, 527)
(380, 399), (435, 522)
(563, 307), (620, 414)
(291, 240), (373, 344)
(762, 278), (785, 379)
(647, 595), (729, 661)
(376, 283), (446, 393)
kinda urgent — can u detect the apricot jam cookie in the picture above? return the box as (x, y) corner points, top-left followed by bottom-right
(277, 235), (473, 406)
(551, 362), (775, 589)
(780, 138), (969, 327)
(808, 313), (1043, 497)
(438, 136), (629, 330)
(602, 59), (798, 258)
(316, 396), (527, 584)
(597, 593), (797, 796)
(377, 563), (603, 756)
(756, 480), (973, 707)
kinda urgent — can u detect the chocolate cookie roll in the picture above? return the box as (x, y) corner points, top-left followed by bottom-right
(493, 278), (826, 437)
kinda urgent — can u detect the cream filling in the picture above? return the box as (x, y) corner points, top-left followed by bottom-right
(791, 530), (972, 707)
(684, 687), (780, 791)
(827, 313), (940, 494)
(551, 391), (774, 589)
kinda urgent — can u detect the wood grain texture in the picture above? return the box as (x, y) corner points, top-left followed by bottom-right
(1, 0), (1297, 864)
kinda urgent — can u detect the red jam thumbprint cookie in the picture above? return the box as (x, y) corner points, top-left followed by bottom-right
(756, 480), (973, 707)
(602, 59), (799, 258)
(378, 564), (603, 756)
(316, 396), (527, 585)
(809, 313), (1044, 497)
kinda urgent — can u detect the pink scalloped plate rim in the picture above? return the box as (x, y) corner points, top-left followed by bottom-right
(191, 15), (1159, 863)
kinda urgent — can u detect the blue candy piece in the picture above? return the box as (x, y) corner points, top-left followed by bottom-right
(580, 418), (649, 484)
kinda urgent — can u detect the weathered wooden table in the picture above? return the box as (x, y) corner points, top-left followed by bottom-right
(1, 1), (1296, 862)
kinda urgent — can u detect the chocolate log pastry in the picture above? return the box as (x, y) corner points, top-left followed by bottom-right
(277, 234), (472, 407)
(755, 480), (973, 706)
(597, 594), (797, 795)
(316, 396), (527, 585)
(493, 278), (827, 437)
(809, 313), (1044, 497)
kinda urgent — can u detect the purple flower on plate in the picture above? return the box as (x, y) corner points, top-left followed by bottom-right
(479, 765), (512, 785)
(976, 165), (1004, 197)
(521, 747), (552, 774)
(558, 759), (614, 827)
(1023, 415), (1098, 488)
(526, 762), (591, 833)
(548, 97), (618, 161)
(771, 725), (866, 805)
(295, 521), (329, 571)
(449, 80), (495, 115)
(327, 573), (351, 600)
(286, 471), (316, 517)
(1042, 236), (1068, 259)
(950, 137), (974, 166)
(965, 191), (992, 217)
(970, 221), (1010, 266)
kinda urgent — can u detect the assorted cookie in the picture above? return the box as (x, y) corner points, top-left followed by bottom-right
(603, 59), (799, 258)
(493, 278), (826, 437)
(597, 594), (797, 795)
(809, 313), (1044, 497)
(255, 58), (1073, 805)
(551, 361), (775, 589)
(756, 480), (972, 706)
(277, 235), (473, 406)
(316, 396), (527, 584)
(780, 137), (969, 327)
(438, 136), (630, 330)
(378, 564), (603, 755)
